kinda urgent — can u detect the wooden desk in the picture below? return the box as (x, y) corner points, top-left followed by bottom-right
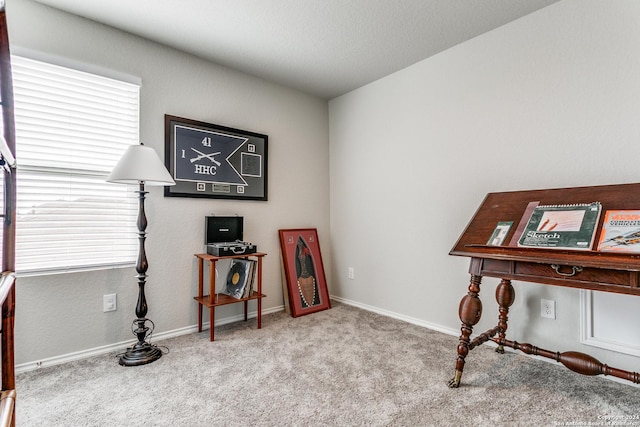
(449, 183), (640, 387)
(194, 252), (266, 341)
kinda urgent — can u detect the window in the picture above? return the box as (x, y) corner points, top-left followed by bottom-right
(10, 55), (140, 275)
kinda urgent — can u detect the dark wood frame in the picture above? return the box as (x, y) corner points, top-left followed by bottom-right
(0, 4), (17, 425)
(279, 228), (331, 317)
(448, 183), (640, 388)
(164, 115), (268, 201)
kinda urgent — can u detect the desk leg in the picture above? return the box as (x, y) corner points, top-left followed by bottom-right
(494, 279), (515, 354)
(449, 274), (483, 388)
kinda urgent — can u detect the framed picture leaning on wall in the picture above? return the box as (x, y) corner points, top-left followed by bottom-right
(279, 228), (331, 317)
(164, 115), (268, 200)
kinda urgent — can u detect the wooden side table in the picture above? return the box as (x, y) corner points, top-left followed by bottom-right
(194, 252), (267, 341)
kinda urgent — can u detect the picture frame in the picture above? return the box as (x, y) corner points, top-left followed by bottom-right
(278, 228), (331, 317)
(164, 115), (268, 200)
(487, 221), (513, 246)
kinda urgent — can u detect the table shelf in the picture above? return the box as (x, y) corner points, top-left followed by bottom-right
(194, 252), (267, 341)
(195, 291), (266, 308)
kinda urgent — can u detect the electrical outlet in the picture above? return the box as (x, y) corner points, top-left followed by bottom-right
(103, 293), (117, 312)
(541, 299), (555, 319)
(348, 267), (355, 280)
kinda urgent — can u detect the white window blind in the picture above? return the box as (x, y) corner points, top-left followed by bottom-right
(11, 55), (139, 275)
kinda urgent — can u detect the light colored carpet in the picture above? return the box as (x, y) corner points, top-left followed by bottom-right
(16, 302), (640, 426)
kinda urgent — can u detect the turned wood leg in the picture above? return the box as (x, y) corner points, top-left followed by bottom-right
(449, 274), (483, 388)
(499, 339), (640, 384)
(209, 307), (215, 342)
(494, 279), (515, 354)
(197, 258), (203, 332)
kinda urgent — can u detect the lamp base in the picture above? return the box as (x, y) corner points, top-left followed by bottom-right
(118, 341), (162, 366)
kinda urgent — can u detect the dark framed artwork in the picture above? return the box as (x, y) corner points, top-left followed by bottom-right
(279, 228), (331, 317)
(164, 115), (268, 200)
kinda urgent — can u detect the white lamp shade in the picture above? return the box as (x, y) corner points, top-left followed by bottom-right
(107, 144), (176, 186)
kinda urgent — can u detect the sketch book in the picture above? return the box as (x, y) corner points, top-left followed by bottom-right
(517, 202), (601, 250)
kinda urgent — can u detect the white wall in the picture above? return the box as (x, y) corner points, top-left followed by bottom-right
(9, 0), (330, 365)
(329, 0), (640, 374)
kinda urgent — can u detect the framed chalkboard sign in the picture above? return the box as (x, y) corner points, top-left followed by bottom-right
(164, 115), (268, 200)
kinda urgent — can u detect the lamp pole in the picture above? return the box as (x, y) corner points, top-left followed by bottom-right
(108, 144), (175, 367)
(119, 181), (162, 366)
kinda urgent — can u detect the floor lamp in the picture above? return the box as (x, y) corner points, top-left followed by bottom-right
(107, 144), (175, 366)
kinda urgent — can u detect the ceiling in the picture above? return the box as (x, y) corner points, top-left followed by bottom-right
(33, 0), (561, 99)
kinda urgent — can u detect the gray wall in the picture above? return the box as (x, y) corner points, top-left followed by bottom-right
(9, 0), (330, 366)
(329, 0), (640, 374)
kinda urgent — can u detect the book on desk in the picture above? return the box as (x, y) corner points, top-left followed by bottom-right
(516, 202), (601, 250)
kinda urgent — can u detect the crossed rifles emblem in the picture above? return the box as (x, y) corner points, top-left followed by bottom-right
(190, 147), (221, 166)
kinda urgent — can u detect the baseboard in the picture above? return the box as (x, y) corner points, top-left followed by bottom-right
(330, 295), (461, 337)
(15, 304), (285, 374)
